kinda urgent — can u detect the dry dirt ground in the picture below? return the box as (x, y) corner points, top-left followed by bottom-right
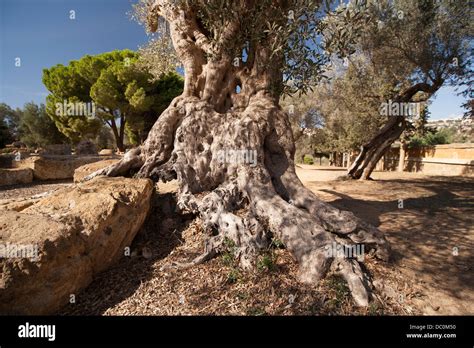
(0, 179), (73, 200)
(1, 167), (472, 315)
(298, 165), (473, 315)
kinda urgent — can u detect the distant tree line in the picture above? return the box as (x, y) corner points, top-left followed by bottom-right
(0, 49), (183, 152)
(282, 0), (472, 168)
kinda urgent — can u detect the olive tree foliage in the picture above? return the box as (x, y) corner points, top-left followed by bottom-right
(129, 1), (182, 82)
(458, 70), (473, 120)
(132, 0), (334, 97)
(323, 0), (473, 179)
(314, 74), (383, 154)
(281, 55), (389, 159)
(280, 90), (326, 161)
(136, 37), (182, 81)
(86, 0), (393, 306)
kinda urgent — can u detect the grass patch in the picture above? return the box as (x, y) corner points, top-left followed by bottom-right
(246, 306), (266, 316)
(222, 237), (241, 284)
(256, 251), (278, 272)
(325, 274), (351, 309)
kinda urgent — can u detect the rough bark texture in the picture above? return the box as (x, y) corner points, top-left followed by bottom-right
(347, 116), (406, 180)
(108, 117), (126, 153)
(347, 81), (444, 180)
(85, 0), (391, 306)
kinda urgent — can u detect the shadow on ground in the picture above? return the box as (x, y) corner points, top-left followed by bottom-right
(58, 190), (194, 315)
(309, 175), (473, 313)
(58, 173), (473, 315)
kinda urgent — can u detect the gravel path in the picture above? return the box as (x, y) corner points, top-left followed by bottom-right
(0, 179), (73, 200)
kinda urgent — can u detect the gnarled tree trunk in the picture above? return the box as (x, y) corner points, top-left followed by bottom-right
(85, 0), (391, 306)
(347, 80), (443, 180)
(347, 116), (406, 180)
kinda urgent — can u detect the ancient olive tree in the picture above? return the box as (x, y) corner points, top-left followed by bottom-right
(316, 62), (386, 159)
(325, 0), (472, 180)
(86, 0), (392, 306)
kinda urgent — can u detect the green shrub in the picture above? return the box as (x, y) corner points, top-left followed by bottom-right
(326, 274), (350, 308)
(222, 237), (241, 284)
(303, 154), (314, 165)
(408, 128), (455, 148)
(270, 238), (284, 249)
(257, 252), (278, 272)
(226, 268), (240, 284)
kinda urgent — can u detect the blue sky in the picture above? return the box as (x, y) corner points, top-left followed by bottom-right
(0, 0), (468, 120)
(0, 0), (148, 108)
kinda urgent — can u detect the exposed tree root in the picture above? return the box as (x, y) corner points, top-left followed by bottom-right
(85, 95), (391, 307)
